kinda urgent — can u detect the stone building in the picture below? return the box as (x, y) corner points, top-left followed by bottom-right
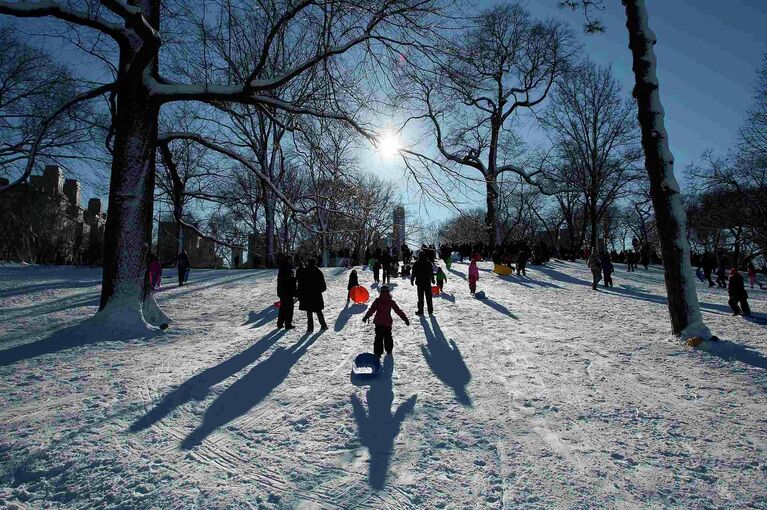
(393, 205), (406, 247)
(157, 219), (224, 268)
(0, 165), (106, 264)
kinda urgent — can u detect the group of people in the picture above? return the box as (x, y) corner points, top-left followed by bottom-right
(587, 249), (616, 290)
(276, 256), (329, 331)
(146, 249), (191, 290)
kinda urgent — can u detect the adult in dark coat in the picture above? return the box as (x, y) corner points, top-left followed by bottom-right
(299, 258), (328, 331)
(381, 250), (393, 284)
(276, 258), (296, 329)
(410, 251), (435, 315)
(176, 249), (190, 286)
(701, 251), (715, 287)
(728, 269), (751, 317)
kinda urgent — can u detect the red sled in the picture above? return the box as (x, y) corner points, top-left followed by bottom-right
(274, 300), (281, 308)
(431, 286), (440, 296)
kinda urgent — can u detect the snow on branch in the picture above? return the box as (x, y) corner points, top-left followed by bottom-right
(0, 1), (128, 41)
(0, 82), (116, 193)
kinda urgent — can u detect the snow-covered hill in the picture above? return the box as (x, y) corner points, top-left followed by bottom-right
(1, 261), (765, 508)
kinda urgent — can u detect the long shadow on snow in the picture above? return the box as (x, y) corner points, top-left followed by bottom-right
(479, 298), (518, 319)
(439, 292), (455, 303)
(130, 329), (287, 432)
(181, 331), (321, 449)
(0, 279), (101, 299)
(699, 338), (767, 370)
(0, 318), (162, 367)
(351, 355), (417, 490)
(448, 268), (467, 280)
(335, 303), (366, 332)
(2, 292), (100, 318)
(420, 316), (472, 406)
(162, 271), (270, 299)
(244, 305), (279, 328)
(535, 265), (734, 316)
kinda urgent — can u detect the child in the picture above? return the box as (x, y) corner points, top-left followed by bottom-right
(716, 262), (728, 288)
(468, 259), (479, 295)
(748, 262), (757, 289)
(362, 286), (410, 357)
(148, 253), (162, 289)
(347, 269), (359, 304)
(435, 267), (447, 293)
(728, 268), (752, 317)
(401, 264), (411, 278)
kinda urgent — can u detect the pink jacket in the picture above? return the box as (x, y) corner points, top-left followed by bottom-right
(363, 289), (408, 327)
(468, 263), (479, 283)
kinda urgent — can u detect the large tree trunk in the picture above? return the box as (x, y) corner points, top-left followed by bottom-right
(485, 175), (501, 248)
(623, 0), (709, 338)
(263, 189), (276, 268)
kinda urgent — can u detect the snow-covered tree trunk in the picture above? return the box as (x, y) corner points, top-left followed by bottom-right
(623, 0), (709, 338)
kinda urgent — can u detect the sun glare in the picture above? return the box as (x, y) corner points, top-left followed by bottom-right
(377, 131), (401, 157)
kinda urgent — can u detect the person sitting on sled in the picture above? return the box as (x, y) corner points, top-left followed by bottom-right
(362, 285), (410, 357)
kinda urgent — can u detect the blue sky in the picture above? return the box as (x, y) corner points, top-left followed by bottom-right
(364, 0), (767, 224)
(7, 1), (767, 227)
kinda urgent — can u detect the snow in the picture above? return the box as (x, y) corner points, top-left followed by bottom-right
(1, 261), (766, 508)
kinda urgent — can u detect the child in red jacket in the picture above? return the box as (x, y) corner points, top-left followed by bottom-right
(362, 285), (410, 357)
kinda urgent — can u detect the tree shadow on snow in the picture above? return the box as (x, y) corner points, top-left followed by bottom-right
(180, 331), (321, 449)
(700, 338), (767, 370)
(420, 316), (472, 406)
(165, 271), (269, 298)
(243, 305), (279, 328)
(0, 317), (162, 367)
(351, 355), (417, 490)
(0, 279), (101, 299)
(334, 303), (366, 332)
(129, 329), (288, 432)
(479, 298), (518, 320)
(533, 265), (592, 286)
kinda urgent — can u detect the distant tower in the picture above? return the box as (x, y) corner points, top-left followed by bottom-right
(393, 205), (405, 247)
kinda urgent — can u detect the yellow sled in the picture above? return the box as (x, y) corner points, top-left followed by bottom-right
(493, 263), (515, 276)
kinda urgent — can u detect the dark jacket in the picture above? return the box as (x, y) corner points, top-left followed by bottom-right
(411, 258), (435, 287)
(728, 272), (747, 299)
(347, 271), (359, 290)
(299, 265), (327, 311)
(277, 262), (296, 300)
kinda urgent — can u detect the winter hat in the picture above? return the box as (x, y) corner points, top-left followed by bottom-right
(730, 268), (738, 276)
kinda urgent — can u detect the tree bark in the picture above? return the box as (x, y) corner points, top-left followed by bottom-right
(623, 0), (709, 338)
(485, 175), (501, 248)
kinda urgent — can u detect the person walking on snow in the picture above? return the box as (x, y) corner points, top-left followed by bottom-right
(516, 248), (529, 276)
(587, 249), (602, 290)
(716, 260), (728, 289)
(601, 251), (614, 288)
(728, 268), (752, 317)
(435, 267), (447, 293)
(411, 251), (435, 315)
(298, 258), (328, 331)
(347, 269), (360, 304)
(176, 249), (190, 287)
(362, 285), (410, 357)
(276, 258), (296, 330)
(468, 259), (479, 296)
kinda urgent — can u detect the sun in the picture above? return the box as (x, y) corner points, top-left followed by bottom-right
(377, 131), (401, 157)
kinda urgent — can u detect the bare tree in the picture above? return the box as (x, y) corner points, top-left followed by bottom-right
(541, 62), (642, 250)
(403, 3), (575, 248)
(0, 0), (448, 330)
(562, 0), (710, 338)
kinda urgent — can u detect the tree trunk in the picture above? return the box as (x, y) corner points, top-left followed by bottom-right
(97, 70), (163, 328)
(485, 175), (501, 248)
(263, 189), (276, 268)
(623, 0), (709, 338)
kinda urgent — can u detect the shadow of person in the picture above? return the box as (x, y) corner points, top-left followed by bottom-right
(351, 355), (417, 490)
(479, 298), (518, 319)
(130, 329), (287, 432)
(243, 305), (279, 328)
(439, 293), (455, 303)
(448, 268), (467, 280)
(0, 314), (162, 367)
(419, 316), (472, 406)
(181, 332), (321, 449)
(334, 303), (367, 332)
